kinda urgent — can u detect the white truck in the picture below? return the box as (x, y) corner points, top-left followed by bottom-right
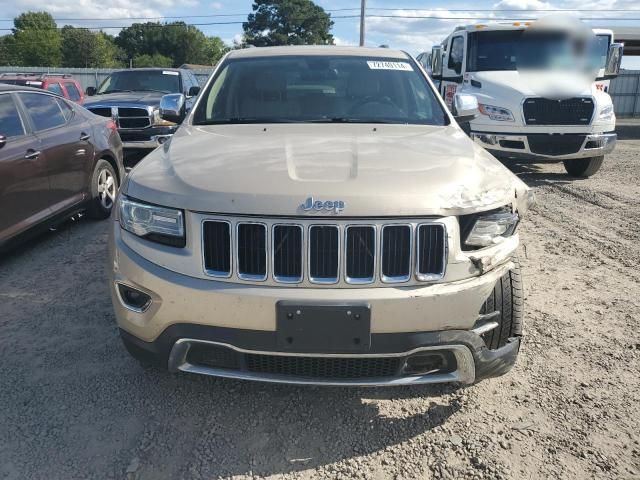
(429, 23), (624, 177)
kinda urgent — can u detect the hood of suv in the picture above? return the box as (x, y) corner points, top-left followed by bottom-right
(125, 123), (531, 217)
(84, 91), (166, 108)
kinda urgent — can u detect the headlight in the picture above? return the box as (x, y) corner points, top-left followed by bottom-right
(152, 108), (176, 127)
(478, 104), (514, 122)
(462, 209), (519, 248)
(119, 196), (185, 247)
(598, 104), (614, 121)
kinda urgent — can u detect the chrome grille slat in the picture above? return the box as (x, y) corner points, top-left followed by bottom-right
(85, 105), (152, 129)
(309, 226), (339, 284)
(237, 223), (267, 281)
(417, 224), (446, 281)
(381, 225), (412, 283)
(345, 226), (376, 284)
(273, 225), (303, 283)
(201, 219), (447, 286)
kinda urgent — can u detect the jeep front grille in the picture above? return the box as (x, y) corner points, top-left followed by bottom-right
(202, 218), (447, 286)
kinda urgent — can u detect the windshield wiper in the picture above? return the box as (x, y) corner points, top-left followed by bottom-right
(307, 117), (402, 124)
(195, 117), (305, 125)
(137, 88), (171, 94)
(99, 89), (133, 94)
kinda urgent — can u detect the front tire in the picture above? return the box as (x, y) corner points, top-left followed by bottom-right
(479, 256), (524, 350)
(87, 159), (118, 220)
(563, 156), (604, 178)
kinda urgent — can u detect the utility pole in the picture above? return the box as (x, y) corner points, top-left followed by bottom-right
(359, 0), (366, 47)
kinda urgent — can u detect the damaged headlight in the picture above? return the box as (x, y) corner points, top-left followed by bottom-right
(478, 104), (515, 122)
(119, 196), (185, 247)
(152, 108), (177, 127)
(460, 208), (520, 249)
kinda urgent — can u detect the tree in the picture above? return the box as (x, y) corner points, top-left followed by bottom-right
(61, 26), (123, 68)
(115, 22), (228, 67)
(133, 53), (173, 68)
(13, 11), (62, 66)
(0, 35), (19, 66)
(243, 0), (334, 47)
(204, 36), (228, 65)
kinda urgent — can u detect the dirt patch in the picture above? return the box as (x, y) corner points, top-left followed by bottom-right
(1, 142), (639, 480)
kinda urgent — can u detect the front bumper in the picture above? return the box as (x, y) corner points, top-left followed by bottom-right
(121, 326), (520, 386)
(119, 126), (178, 150)
(471, 132), (617, 161)
(109, 225), (520, 386)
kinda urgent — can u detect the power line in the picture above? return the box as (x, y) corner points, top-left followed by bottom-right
(2, 12), (639, 32)
(3, 7), (640, 22)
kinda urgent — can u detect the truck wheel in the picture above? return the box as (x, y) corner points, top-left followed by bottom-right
(87, 159), (119, 220)
(479, 256), (523, 350)
(563, 156), (604, 178)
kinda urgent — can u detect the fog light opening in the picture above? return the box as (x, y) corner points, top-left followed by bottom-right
(117, 283), (152, 312)
(403, 353), (446, 375)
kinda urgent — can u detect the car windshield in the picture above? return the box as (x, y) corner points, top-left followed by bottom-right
(192, 55), (448, 125)
(97, 70), (181, 94)
(468, 30), (610, 72)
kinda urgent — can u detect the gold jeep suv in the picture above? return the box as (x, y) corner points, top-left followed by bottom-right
(108, 46), (533, 386)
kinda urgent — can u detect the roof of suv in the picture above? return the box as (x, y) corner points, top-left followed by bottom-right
(0, 84), (45, 93)
(226, 46), (409, 60)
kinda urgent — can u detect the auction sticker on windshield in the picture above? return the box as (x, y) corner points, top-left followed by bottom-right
(367, 61), (413, 71)
(162, 71), (179, 76)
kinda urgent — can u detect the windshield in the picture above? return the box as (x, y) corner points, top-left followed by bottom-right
(192, 55), (448, 125)
(468, 30), (610, 72)
(97, 70), (181, 94)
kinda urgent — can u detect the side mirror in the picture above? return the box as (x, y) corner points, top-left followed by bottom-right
(188, 85), (201, 97)
(86, 86), (96, 96)
(431, 45), (443, 77)
(604, 43), (624, 79)
(0, 135), (6, 150)
(160, 93), (186, 124)
(453, 93), (479, 123)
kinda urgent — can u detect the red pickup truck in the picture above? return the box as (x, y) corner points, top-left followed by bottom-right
(0, 73), (85, 104)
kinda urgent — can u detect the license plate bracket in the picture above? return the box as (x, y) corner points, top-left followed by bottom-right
(276, 302), (371, 353)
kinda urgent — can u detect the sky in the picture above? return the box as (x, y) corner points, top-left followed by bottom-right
(1, 0), (639, 68)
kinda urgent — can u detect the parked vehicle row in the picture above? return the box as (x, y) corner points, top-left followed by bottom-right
(0, 84), (124, 250)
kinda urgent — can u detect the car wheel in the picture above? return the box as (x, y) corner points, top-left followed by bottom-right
(563, 156), (604, 178)
(87, 159), (118, 220)
(478, 256), (523, 350)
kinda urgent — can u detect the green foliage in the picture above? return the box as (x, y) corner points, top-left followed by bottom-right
(0, 35), (19, 66)
(61, 27), (124, 68)
(133, 53), (173, 68)
(12, 11), (62, 66)
(116, 22), (228, 67)
(243, 0), (334, 47)
(2, 11), (229, 68)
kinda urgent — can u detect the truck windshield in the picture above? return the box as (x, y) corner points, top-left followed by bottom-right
(192, 55), (448, 125)
(468, 30), (610, 72)
(97, 70), (181, 94)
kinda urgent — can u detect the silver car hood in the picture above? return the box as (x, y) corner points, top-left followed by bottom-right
(125, 123), (532, 217)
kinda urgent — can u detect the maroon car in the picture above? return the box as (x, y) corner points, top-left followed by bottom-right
(0, 84), (124, 250)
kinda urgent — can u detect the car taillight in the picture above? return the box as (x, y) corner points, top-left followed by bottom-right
(106, 120), (118, 131)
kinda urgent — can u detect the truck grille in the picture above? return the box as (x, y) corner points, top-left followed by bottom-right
(85, 106), (152, 129)
(527, 135), (586, 156)
(523, 97), (594, 126)
(202, 219), (447, 286)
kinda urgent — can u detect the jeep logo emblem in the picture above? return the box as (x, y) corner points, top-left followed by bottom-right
(301, 197), (345, 214)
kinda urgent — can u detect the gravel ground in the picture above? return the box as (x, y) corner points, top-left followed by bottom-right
(1, 141), (639, 480)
